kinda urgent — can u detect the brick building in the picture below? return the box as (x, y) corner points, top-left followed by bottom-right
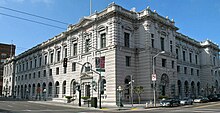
(0, 43), (15, 96)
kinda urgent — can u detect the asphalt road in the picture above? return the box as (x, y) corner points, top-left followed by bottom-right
(0, 101), (102, 113)
(1, 101), (220, 113)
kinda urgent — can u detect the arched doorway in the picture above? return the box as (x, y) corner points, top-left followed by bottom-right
(177, 80), (182, 98)
(184, 81), (189, 97)
(37, 83), (41, 100)
(55, 81), (59, 98)
(160, 74), (169, 96)
(48, 82), (52, 97)
(197, 82), (201, 96)
(28, 84), (31, 98)
(32, 84), (35, 98)
(42, 83), (46, 99)
(62, 81), (66, 97)
(215, 80), (218, 94)
(191, 81), (195, 98)
(70, 79), (77, 96)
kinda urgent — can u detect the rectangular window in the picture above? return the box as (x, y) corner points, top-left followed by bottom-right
(177, 66), (180, 73)
(64, 48), (67, 58)
(39, 57), (42, 67)
(124, 32), (130, 47)
(29, 74), (31, 79)
(38, 71), (41, 78)
(34, 59), (37, 68)
(56, 67), (59, 75)
(191, 68), (194, 75)
(183, 51), (186, 61)
(162, 59), (166, 67)
(64, 67), (67, 74)
(184, 67), (187, 74)
(30, 60), (32, 69)
(25, 74), (27, 80)
(160, 37), (164, 51)
(44, 55), (47, 65)
(85, 39), (90, 52)
(72, 62), (76, 71)
(195, 55), (198, 64)
(189, 53), (192, 63)
(213, 57), (216, 66)
(151, 39), (154, 48)
(50, 53), (54, 63)
(197, 70), (199, 76)
(176, 49), (179, 59)
(172, 61), (174, 69)
(125, 56), (131, 67)
(170, 41), (173, 52)
(49, 69), (52, 76)
(73, 43), (77, 56)
(57, 51), (60, 62)
(26, 62), (28, 70)
(43, 70), (46, 77)
(100, 33), (106, 48)
(33, 72), (35, 79)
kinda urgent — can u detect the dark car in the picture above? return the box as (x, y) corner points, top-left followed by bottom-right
(216, 94), (220, 100)
(160, 98), (180, 107)
(207, 94), (218, 102)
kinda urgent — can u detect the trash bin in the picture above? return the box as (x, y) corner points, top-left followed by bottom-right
(91, 97), (97, 108)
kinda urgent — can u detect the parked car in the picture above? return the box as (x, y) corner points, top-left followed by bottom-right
(180, 98), (193, 105)
(207, 94), (218, 102)
(194, 97), (209, 103)
(216, 94), (220, 100)
(160, 98), (180, 107)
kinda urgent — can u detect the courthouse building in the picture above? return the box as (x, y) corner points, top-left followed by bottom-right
(3, 3), (220, 105)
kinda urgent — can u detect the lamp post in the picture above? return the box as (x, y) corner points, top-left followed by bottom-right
(117, 86), (123, 110)
(152, 51), (165, 107)
(128, 75), (134, 107)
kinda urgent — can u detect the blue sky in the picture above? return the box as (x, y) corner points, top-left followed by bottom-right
(0, 0), (220, 55)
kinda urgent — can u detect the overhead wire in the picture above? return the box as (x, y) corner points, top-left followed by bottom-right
(0, 12), (66, 30)
(0, 6), (69, 25)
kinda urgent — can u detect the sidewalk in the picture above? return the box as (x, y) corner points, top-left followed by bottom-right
(28, 100), (161, 111)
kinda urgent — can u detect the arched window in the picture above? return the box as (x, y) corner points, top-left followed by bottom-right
(48, 82), (52, 97)
(32, 84), (35, 97)
(184, 81), (189, 97)
(160, 74), (169, 96)
(197, 82), (200, 96)
(55, 81), (59, 98)
(177, 80), (182, 98)
(70, 80), (77, 96)
(191, 81), (195, 98)
(62, 81), (66, 97)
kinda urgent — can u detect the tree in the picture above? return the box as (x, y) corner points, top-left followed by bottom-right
(134, 86), (144, 104)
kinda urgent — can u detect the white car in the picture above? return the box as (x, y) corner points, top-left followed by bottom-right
(180, 98), (193, 105)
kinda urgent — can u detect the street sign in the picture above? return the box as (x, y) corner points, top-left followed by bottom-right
(152, 74), (156, 81)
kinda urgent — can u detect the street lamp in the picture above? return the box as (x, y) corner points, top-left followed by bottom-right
(152, 51), (165, 107)
(117, 86), (123, 110)
(128, 75), (134, 107)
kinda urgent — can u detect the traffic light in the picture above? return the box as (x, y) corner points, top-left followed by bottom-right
(63, 58), (67, 67)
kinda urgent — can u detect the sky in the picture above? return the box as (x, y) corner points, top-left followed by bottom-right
(0, 0), (220, 55)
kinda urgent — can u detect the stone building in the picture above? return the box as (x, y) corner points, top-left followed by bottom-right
(3, 3), (220, 106)
(0, 43), (15, 96)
